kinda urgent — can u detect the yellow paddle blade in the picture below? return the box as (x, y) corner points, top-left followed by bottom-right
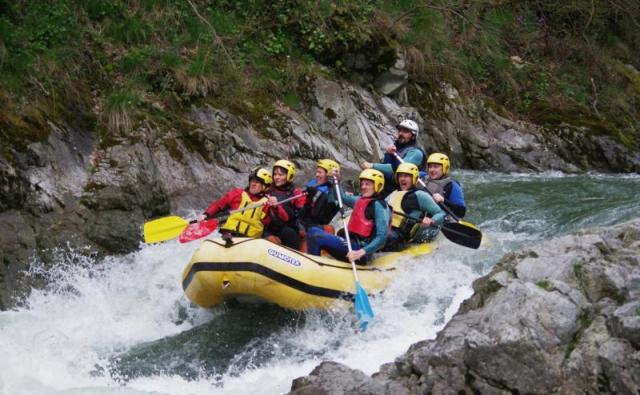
(459, 220), (480, 231)
(143, 216), (189, 243)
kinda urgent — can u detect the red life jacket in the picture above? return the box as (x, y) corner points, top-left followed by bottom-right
(347, 197), (375, 238)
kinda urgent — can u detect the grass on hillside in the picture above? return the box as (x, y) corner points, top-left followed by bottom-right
(0, 0), (638, 154)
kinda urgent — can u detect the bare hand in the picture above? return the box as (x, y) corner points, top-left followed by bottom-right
(266, 196), (278, 206)
(420, 217), (434, 227)
(360, 161), (373, 170)
(385, 145), (397, 154)
(331, 168), (340, 181)
(197, 214), (207, 222)
(347, 248), (366, 262)
(432, 193), (444, 203)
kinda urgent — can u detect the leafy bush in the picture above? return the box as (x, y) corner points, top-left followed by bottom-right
(0, 0), (638, 150)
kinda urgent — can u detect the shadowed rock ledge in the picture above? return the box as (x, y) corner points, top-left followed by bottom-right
(290, 218), (640, 394)
(2, 72), (640, 309)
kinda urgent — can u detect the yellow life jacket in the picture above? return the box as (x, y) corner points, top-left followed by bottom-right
(387, 189), (421, 241)
(388, 190), (409, 228)
(221, 192), (268, 237)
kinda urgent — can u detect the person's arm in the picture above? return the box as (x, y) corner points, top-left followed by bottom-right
(203, 189), (237, 218)
(338, 186), (358, 208)
(292, 187), (306, 209)
(362, 201), (390, 255)
(271, 203), (290, 221)
(372, 162), (393, 179)
(416, 191), (446, 225)
(444, 182), (466, 218)
(403, 148), (425, 169)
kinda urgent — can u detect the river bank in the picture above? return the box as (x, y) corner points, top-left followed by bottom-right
(3, 2), (640, 309)
(291, 218), (640, 394)
(3, 74), (640, 310)
(1, 172), (639, 394)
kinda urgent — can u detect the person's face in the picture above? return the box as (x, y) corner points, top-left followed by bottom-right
(360, 179), (375, 197)
(428, 163), (443, 180)
(273, 167), (288, 187)
(397, 173), (413, 190)
(315, 167), (328, 184)
(248, 179), (264, 194)
(396, 127), (414, 144)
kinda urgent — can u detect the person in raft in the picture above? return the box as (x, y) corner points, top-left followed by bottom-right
(360, 119), (427, 198)
(196, 167), (287, 238)
(263, 159), (306, 249)
(297, 159), (341, 231)
(423, 153), (466, 219)
(305, 169), (391, 264)
(383, 162), (446, 251)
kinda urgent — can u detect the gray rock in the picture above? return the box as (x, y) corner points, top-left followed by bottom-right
(290, 219), (640, 394)
(374, 66), (408, 97)
(2, 74), (640, 311)
(609, 301), (640, 347)
(0, 210), (38, 309)
(290, 361), (394, 395)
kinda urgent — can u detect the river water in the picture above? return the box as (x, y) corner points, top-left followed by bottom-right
(1, 172), (639, 395)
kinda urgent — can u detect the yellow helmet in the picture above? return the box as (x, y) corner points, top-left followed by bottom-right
(249, 167), (273, 190)
(317, 159), (340, 173)
(359, 169), (385, 194)
(273, 159), (297, 183)
(395, 162), (419, 185)
(427, 153), (450, 176)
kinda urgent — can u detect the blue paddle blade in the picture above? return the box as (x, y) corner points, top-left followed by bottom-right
(354, 281), (374, 332)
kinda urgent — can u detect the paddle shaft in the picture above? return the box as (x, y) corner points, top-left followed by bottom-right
(393, 153), (462, 221)
(206, 192), (306, 220)
(334, 178), (360, 281)
(390, 152), (483, 249)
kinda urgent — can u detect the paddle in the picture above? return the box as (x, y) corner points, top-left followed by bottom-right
(143, 193), (306, 244)
(179, 192), (307, 243)
(392, 153), (482, 249)
(334, 177), (374, 332)
(392, 210), (482, 250)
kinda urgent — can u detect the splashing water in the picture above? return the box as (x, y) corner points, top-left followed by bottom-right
(1, 172), (639, 394)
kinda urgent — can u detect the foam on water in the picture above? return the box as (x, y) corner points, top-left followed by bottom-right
(1, 171), (639, 395)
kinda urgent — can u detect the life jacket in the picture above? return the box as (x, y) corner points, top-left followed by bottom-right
(221, 191), (268, 237)
(347, 198), (390, 240)
(299, 184), (339, 225)
(268, 184), (297, 230)
(381, 144), (426, 198)
(347, 197), (375, 239)
(387, 189), (419, 228)
(387, 189), (422, 241)
(424, 176), (453, 196)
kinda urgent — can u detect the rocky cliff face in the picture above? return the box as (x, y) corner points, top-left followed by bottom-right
(290, 218), (640, 394)
(1, 75), (640, 309)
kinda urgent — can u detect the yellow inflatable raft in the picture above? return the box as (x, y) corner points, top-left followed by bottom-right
(181, 237), (436, 310)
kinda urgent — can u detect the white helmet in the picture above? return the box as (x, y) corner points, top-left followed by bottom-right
(397, 120), (419, 136)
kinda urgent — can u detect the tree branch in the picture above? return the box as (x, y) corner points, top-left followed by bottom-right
(186, 0), (236, 70)
(590, 77), (600, 117)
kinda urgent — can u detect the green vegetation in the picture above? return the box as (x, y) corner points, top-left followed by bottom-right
(565, 309), (593, 359)
(536, 279), (553, 291)
(1, 0), (638, 151)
